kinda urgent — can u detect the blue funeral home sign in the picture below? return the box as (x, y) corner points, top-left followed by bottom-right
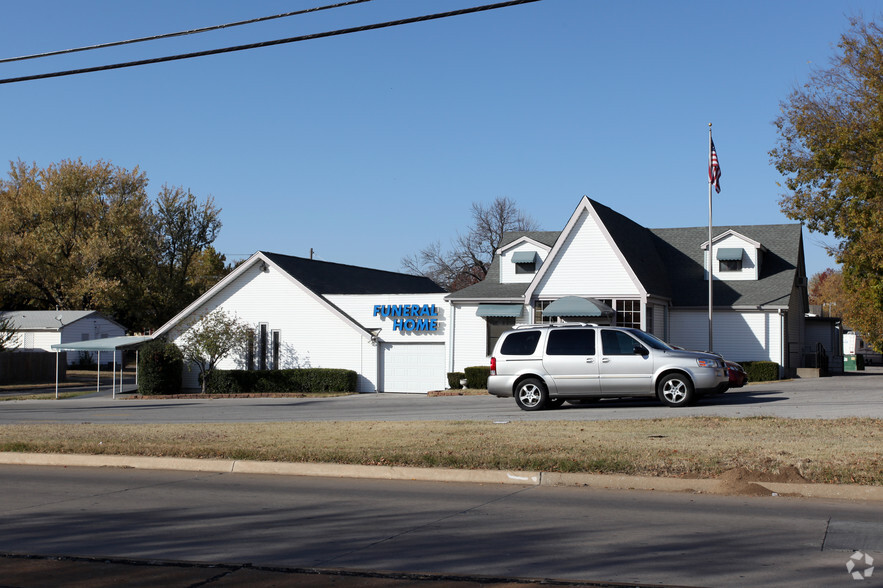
(373, 304), (439, 332)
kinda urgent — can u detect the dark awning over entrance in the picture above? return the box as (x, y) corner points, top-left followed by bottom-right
(475, 304), (524, 318)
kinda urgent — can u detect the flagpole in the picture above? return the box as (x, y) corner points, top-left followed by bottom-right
(708, 123), (714, 353)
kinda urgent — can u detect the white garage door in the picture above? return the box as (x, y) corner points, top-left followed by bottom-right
(381, 343), (446, 393)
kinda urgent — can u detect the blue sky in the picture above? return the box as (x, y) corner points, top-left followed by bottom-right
(2, 0), (880, 279)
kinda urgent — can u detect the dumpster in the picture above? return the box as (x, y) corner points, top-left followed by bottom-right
(845, 354), (865, 371)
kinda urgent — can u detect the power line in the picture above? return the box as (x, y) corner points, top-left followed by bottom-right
(0, 0), (374, 64)
(0, 0), (542, 85)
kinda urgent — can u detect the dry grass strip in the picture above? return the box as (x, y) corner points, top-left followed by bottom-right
(0, 417), (879, 485)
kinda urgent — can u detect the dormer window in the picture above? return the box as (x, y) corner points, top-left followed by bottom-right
(511, 251), (538, 274)
(717, 248), (743, 272)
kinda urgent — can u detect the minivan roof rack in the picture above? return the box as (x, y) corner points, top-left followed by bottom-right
(512, 322), (599, 329)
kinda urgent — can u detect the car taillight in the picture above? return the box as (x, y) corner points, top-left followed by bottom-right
(490, 357), (496, 375)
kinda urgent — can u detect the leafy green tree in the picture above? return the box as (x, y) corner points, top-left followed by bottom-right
(177, 309), (251, 394)
(770, 18), (883, 351)
(402, 196), (539, 291)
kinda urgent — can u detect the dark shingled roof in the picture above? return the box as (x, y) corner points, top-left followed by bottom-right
(447, 231), (560, 300)
(590, 199), (673, 300)
(261, 252), (445, 295)
(447, 201), (805, 310)
(651, 223), (804, 308)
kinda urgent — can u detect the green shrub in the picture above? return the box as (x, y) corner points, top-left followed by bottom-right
(447, 372), (466, 389)
(138, 338), (183, 395)
(740, 361), (780, 382)
(203, 368), (358, 394)
(464, 366), (490, 389)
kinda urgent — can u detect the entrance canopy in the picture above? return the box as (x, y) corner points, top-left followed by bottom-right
(51, 335), (152, 353)
(51, 335), (153, 398)
(543, 296), (616, 318)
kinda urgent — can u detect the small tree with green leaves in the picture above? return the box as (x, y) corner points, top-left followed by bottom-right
(0, 315), (18, 352)
(177, 309), (250, 393)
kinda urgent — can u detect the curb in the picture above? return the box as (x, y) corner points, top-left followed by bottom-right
(2, 452), (882, 501)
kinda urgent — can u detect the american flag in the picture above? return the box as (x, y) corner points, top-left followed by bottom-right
(709, 139), (721, 193)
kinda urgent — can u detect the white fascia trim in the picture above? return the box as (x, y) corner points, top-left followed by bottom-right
(153, 252), (375, 342)
(524, 196), (646, 301)
(266, 259), (374, 342)
(701, 229), (766, 251)
(152, 251), (266, 338)
(449, 297), (526, 304)
(496, 236), (552, 255)
(674, 305), (789, 311)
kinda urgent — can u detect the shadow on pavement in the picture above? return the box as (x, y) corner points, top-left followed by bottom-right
(1, 553), (606, 587)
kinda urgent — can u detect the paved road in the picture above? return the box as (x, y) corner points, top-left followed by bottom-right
(1, 464), (881, 587)
(1, 370), (881, 424)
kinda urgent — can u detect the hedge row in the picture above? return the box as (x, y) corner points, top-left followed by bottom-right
(447, 366), (491, 389)
(738, 361), (780, 383)
(203, 368), (358, 394)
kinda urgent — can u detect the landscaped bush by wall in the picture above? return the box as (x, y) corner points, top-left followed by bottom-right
(203, 368), (358, 394)
(137, 339), (183, 395)
(464, 366), (490, 389)
(447, 372), (466, 389)
(739, 361), (780, 382)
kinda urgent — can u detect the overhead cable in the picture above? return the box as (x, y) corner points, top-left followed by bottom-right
(0, 0), (542, 85)
(0, 0), (374, 64)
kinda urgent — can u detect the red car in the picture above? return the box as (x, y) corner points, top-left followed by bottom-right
(726, 361), (748, 388)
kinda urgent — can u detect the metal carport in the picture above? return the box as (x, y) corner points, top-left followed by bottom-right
(50, 336), (152, 398)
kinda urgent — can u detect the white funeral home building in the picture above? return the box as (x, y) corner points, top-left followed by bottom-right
(156, 197), (810, 392)
(153, 252), (450, 393)
(447, 197), (809, 380)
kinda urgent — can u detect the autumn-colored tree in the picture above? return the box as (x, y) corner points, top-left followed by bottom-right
(0, 158), (150, 312)
(402, 196), (539, 291)
(808, 268), (845, 316)
(0, 159), (228, 332)
(770, 18), (883, 351)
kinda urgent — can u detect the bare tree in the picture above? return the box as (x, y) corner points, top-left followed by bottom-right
(0, 315), (19, 351)
(402, 197), (539, 291)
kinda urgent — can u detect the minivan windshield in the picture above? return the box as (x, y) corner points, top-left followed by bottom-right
(625, 328), (674, 351)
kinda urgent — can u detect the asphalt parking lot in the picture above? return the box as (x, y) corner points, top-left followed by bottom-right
(1, 367), (881, 424)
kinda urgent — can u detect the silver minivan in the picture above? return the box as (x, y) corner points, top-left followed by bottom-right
(488, 323), (729, 410)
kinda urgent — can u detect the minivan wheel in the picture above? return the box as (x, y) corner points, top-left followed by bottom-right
(514, 378), (548, 411)
(657, 373), (695, 407)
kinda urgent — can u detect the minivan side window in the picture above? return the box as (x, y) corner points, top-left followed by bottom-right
(546, 329), (596, 355)
(499, 331), (541, 355)
(601, 330), (639, 355)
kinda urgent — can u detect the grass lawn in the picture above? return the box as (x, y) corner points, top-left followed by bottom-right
(0, 417), (879, 485)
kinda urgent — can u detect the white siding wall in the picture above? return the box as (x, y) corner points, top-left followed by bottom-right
(786, 285), (805, 372)
(534, 210), (639, 298)
(707, 235), (760, 281)
(169, 263), (378, 392)
(499, 244), (547, 284)
(651, 303), (666, 339)
(669, 309), (782, 363)
(14, 318), (124, 365)
(60, 318), (124, 365)
(450, 304), (493, 372)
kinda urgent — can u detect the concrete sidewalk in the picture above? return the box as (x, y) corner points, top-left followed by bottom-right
(2, 451), (882, 502)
